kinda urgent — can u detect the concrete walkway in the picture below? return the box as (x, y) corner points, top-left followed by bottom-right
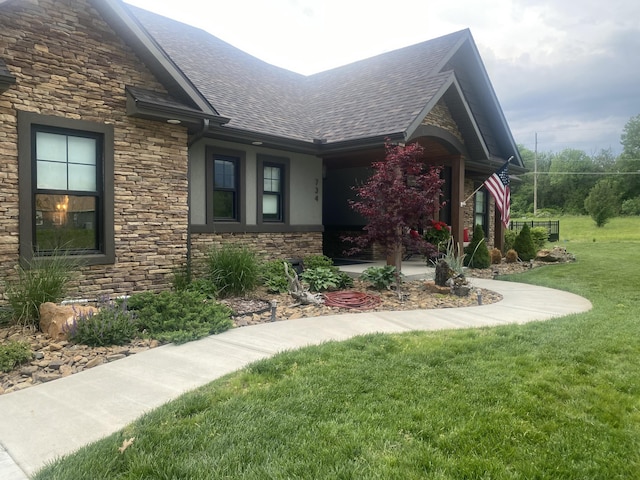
(0, 264), (592, 479)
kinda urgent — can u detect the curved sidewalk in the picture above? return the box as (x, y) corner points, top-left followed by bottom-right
(0, 278), (591, 479)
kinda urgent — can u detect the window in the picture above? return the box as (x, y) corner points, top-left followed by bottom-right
(474, 188), (489, 236)
(258, 155), (289, 224)
(204, 147), (245, 228)
(18, 112), (114, 265)
(213, 155), (238, 220)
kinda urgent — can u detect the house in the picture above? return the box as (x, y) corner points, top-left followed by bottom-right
(0, 0), (523, 301)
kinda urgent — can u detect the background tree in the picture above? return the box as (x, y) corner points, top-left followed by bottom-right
(584, 179), (619, 227)
(347, 142), (444, 272)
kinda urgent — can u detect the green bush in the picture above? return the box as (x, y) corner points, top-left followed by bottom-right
(4, 252), (78, 327)
(206, 245), (259, 298)
(503, 230), (517, 253)
(0, 341), (31, 373)
(584, 179), (619, 227)
(512, 223), (537, 261)
(464, 224), (490, 269)
(300, 267), (342, 292)
(67, 298), (138, 347)
(360, 265), (398, 290)
(302, 255), (334, 270)
(259, 260), (294, 293)
(126, 290), (233, 344)
(621, 197), (640, 216)
(530, 227), (549, 251)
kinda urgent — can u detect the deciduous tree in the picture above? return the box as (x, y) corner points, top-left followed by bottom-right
(346, 142), (444, 272)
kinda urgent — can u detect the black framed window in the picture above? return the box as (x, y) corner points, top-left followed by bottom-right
(213, 155), (239, 220)
(18, 112), (114, 265)
(262, 164), (283, 221)
(33, 128), (101, 253)
(474, 188), (489, 236)
(257, 155), (289, 224)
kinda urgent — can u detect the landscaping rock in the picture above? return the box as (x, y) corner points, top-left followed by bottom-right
(39, 303), (98, 341)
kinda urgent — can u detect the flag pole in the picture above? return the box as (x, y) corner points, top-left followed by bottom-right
(459, 156), (513, 207)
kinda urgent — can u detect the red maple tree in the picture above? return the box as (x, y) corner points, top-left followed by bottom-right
(346, 141), (445, 272)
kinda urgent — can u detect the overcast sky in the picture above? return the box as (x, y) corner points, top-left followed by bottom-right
(126, 0), (639, 156)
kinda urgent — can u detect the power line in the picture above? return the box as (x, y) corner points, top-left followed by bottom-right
(522, 171), (640, 175)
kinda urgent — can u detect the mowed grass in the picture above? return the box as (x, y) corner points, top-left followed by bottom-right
(35, 217), (640, 479)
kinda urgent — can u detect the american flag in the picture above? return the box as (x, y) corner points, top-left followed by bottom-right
(484, 160), (511, 228)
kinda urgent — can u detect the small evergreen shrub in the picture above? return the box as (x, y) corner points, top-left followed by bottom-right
(259, 260), (294, 293)
(503, 230), (517, 253)
(530, 227), (549, 251)
(360, 265), (398, 290)
(512, 223), (537, 261)
(126, 290), (233, 344)
(300, 267), (342, 292)
(302, 255), (334, 270)
(67, 298), (138, 347)
(464, 225), (491, 269)
(505, 249), (518, 263)
(4, 251), (78, 327)
(0, 341), (31, 373)
(206, 245), (259, 298)
(490, 248), (502, 265)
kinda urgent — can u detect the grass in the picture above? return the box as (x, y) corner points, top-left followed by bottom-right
(35, 216), (640, 479)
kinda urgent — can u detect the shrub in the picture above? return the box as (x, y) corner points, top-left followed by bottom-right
(512, 223), (537, 261)
(126, 290), (233, 344)
(439, 237), (465, 276)
(302, 255), (334, 270)
(67, 298), (138, 347)
(260, 260), (294, 293)
(490, 248), (502, 264)
(300, 267), (342, 292)
(503, 229), (517, 253)
(206, 245), (259, 298)
(584, 179), (619, 227)
(505, 249), (518, 263)
(464, 225), (490, 269)
(360, 265), (398, 290)
(4, 252), (78, 327)
(530, 227), (549, 251)
(0, 341), (31, 373)
(621, 196), (640, 216)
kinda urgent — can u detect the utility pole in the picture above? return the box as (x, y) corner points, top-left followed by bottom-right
(534, 132), (538, 216)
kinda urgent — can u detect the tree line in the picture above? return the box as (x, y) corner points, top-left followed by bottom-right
(511, 114), (640, 226)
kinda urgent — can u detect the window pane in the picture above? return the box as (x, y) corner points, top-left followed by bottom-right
(68, 136), (96, 165)
(214, 159), (235, 189)
(263, 194), (279, 215)
(35, 194), (97, 251)
(264, 166), (280, 193)
(68, 164), (96, 191)
(36, 132), (67, 162)
(213, 190), (235, 219)
(37, 160), (67, 189)
(475, 190), (485, 212)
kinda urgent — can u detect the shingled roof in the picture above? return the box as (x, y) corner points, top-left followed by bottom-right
(92, 1), (521, 165)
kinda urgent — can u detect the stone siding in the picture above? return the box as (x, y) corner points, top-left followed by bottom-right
(0, 0), (188, 301)
(421, 99), (464, 144)
(190, 232), (323, 272)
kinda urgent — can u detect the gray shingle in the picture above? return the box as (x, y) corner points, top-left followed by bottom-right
(128, 5), (468, 144)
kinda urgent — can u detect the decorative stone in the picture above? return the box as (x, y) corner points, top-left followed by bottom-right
(85, 357), (105, 369)
(39, 303), (98, 341)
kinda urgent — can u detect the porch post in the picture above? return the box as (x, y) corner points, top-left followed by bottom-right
(450, 155), (465, 254)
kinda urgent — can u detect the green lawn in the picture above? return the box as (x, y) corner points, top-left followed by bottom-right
(35, 216), (640, 479)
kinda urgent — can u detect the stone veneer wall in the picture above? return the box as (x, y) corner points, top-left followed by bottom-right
(421, 99), (464, 144)
(0, 0), (189, 302)
(190, 232), (323, 272)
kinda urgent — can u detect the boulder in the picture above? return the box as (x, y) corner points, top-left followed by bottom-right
(536, 247), (576, 263)
(39, 303), (98, 341)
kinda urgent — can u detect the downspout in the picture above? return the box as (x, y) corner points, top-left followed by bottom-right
(186, 119), (210, 276)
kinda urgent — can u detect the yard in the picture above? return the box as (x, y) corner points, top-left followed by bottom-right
(33, 216), (640, 479)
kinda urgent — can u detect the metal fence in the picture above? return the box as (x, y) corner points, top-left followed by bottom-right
(509, 220), (560, 242)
